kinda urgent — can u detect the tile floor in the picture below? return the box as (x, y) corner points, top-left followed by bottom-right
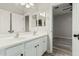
(43, 37), (72, 56)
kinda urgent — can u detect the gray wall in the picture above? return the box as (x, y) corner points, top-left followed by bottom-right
(53, 13), (72, 39)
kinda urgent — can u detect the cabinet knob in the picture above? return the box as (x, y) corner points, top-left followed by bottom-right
(35, 44), (39, 48)
(35, 46), (37, 48)
(21, 54), (23, 56)
(37, 44), (39, 46)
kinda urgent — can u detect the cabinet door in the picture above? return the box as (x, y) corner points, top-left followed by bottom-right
(36, 36), (47, 56)
(36, 38), (43, 56)
(0, 49), (6, 56)
(42, 36), (47, 53)
(24, 41), (36, 56)
(25, 36), (47, 56)
(6, 44), (24, 56)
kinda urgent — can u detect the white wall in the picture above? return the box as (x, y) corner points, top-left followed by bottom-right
(53, 13), (72, 39)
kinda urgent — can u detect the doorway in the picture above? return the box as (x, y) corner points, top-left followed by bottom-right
(53, 3), (72, 56)
(25, 15), (29, 32)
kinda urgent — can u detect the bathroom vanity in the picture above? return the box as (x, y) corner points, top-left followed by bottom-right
(0, 5), (48, 56)
(0, 33), (48, 56)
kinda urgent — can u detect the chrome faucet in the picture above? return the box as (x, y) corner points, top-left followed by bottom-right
(15, 33), (19, 38)
(33, 30), (37, 35)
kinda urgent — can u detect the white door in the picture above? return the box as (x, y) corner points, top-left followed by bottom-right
(73, 3), (79, 56)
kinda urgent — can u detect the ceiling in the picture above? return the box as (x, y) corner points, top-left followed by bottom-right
(53, 3), (72, 16)
(0, 3), (39, 14)
(0, 3), (62, 15)
(0, 3), (25, 14)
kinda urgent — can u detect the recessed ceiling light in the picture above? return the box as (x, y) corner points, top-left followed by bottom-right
(20, 3), (34, 8)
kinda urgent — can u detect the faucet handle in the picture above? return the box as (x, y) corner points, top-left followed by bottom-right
(15, 32), (19, 38)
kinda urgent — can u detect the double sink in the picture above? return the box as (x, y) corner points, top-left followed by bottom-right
(0, 32), (47, 49)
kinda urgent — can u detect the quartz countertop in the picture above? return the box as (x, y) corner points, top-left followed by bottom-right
(0, 33), (47, 49)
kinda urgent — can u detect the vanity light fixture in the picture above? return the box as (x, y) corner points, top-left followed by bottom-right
(40, 12), (46, 17)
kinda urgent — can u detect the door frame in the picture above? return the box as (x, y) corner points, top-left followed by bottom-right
(52, 3), (73, 55)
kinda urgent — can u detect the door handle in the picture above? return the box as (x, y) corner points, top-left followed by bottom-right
(74, 34), (79, 40)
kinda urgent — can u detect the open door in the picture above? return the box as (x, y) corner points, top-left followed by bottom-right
(73, 3), (79, 56)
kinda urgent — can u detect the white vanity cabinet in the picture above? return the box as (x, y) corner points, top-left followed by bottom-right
(24, 38), (42, 56)
(0, 49), (6, 56)
(24, 36), (47, 56)
(0, 35), (47, 56)
(6, 44), (24, 56)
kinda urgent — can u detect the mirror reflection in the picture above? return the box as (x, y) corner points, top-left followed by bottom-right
(38, 12), (46, 26)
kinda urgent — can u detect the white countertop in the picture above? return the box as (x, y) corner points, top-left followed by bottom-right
(0, 33), (47, 49)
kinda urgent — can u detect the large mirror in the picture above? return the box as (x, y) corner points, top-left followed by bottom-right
(0, 3), (25, 34)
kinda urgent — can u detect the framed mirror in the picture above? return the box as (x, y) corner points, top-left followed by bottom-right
(38, 19), (42, 26)
(38, 12), (46, 26)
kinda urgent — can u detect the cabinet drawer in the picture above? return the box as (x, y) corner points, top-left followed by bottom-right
(6, 44), (24, 56)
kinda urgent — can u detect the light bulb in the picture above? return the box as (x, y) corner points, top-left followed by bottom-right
(25, 4), (30, 8)
(40, 12), (45, 17)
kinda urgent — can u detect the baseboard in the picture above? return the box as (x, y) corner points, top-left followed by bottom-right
(47, 49), (53, 53)
(54, 36), (72, 39)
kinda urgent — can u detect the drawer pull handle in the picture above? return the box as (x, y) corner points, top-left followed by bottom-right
(35, 46), (37, 48)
